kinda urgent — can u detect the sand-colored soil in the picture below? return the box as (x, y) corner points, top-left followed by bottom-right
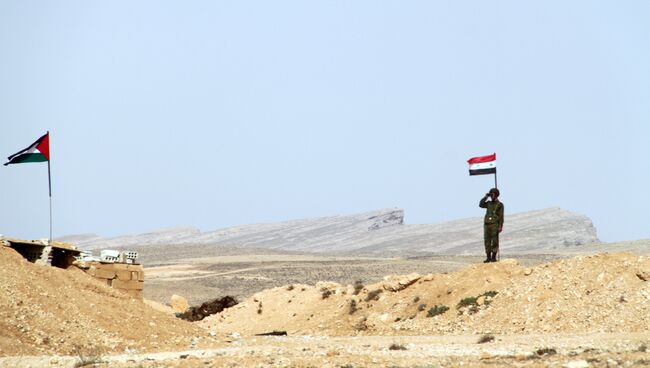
(201, 252), (650, 336)
(4, 333), (650, 367)
(0, 246), (219, 357)
(2, 244), (650, 367)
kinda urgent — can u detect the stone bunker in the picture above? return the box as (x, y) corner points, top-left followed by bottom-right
(1, 236), (145, 299)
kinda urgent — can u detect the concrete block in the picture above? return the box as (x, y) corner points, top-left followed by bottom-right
(94, 268), (116, 279)
(112, 279), (144, 290)
(115, 270), (133, 280)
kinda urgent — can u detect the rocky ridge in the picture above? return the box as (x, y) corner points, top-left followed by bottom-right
(68, 207), (598, 255)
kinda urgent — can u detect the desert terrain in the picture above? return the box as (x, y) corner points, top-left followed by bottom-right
(142, 249), (565, 305)
(2, 209), (650, 367)
(71, 208), (598, 304)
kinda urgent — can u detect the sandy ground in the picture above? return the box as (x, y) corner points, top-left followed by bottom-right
(0, 246), (214, 357)
(142, 240), (650, 306)
(3, 333), (649, 367)
(142, 253), (562, 305)
(201, 253), (650, 337)
(3, 240), (650, 367)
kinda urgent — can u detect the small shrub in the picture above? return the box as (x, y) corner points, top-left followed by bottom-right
(481, 290), (498, 305)
(73, 345), (103, 368)
(426, 305), (449, 317)
(321, 288), (333, 299)
(639, 344), (648, 352)
(354, 317), (368, 331)
(394, 317), (401, 322)
(257, 301), (263, 314)
(535, 347), (557, 356)
(388, 343), (407, 351)
(286, 284), (294, 291)
(365, 289), (383, 302)
(74, 356), (102, 368)
(456, 295), (483, 315)
(457, 297), (478, 308)
(412, 296), (420, 303)
(348, 299), (358, 315)
(477, 334), (495, 344)
(353, 280), (364, 295)
(455, 291), (500, 315)
(457, 291), (499, 310)
(417, 303), (427, 312)
(482, 290), (498, 298)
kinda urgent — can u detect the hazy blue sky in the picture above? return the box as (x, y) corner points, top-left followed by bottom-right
(1, 1), (648, 243)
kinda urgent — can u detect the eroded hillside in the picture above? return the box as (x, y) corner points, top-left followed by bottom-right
(0, 246), (216, 356)
(202, 253), (650, 336)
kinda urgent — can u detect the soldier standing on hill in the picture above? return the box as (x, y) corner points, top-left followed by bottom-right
(480, 188), (504, 263)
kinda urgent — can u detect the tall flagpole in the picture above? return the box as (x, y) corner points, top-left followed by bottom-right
(47, 131), (52, 244)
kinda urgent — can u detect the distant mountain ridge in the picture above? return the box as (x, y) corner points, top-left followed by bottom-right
(63, 207), (599, 256)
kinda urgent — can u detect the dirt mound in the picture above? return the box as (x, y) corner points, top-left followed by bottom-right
(0, 246), (214, 357)
(176, 296), (239, 322)
(200, 259), (524, 335)
(201, 253), (650, 337)
(471, 252), (650, 334)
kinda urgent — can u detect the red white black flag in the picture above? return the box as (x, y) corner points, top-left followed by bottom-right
(4, 132), (50, 166)
(467, 153), (496, 176)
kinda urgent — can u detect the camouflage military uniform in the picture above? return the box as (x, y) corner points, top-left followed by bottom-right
(479, 196), (504, 259)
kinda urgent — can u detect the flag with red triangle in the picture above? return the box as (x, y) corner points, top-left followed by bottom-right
(4, 132), (50, 166)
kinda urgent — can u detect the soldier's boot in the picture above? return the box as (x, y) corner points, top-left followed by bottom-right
(483, 252), (491, 263)
(490, 252), (498, 262)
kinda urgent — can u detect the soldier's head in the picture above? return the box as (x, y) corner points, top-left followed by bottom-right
(489, 188), (500, 199)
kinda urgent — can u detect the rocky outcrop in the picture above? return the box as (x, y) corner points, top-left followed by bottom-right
(70, 207), (599, 256)
(367, 210), (404, 231)
(382, 273), (421, 292)
(170, 294), (190, 313)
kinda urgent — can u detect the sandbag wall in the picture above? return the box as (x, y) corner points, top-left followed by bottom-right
(84, 262), (145, 299)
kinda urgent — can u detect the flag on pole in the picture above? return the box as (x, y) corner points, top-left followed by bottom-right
(4, 132), (50, 166)
(467, 153), (496, 176)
